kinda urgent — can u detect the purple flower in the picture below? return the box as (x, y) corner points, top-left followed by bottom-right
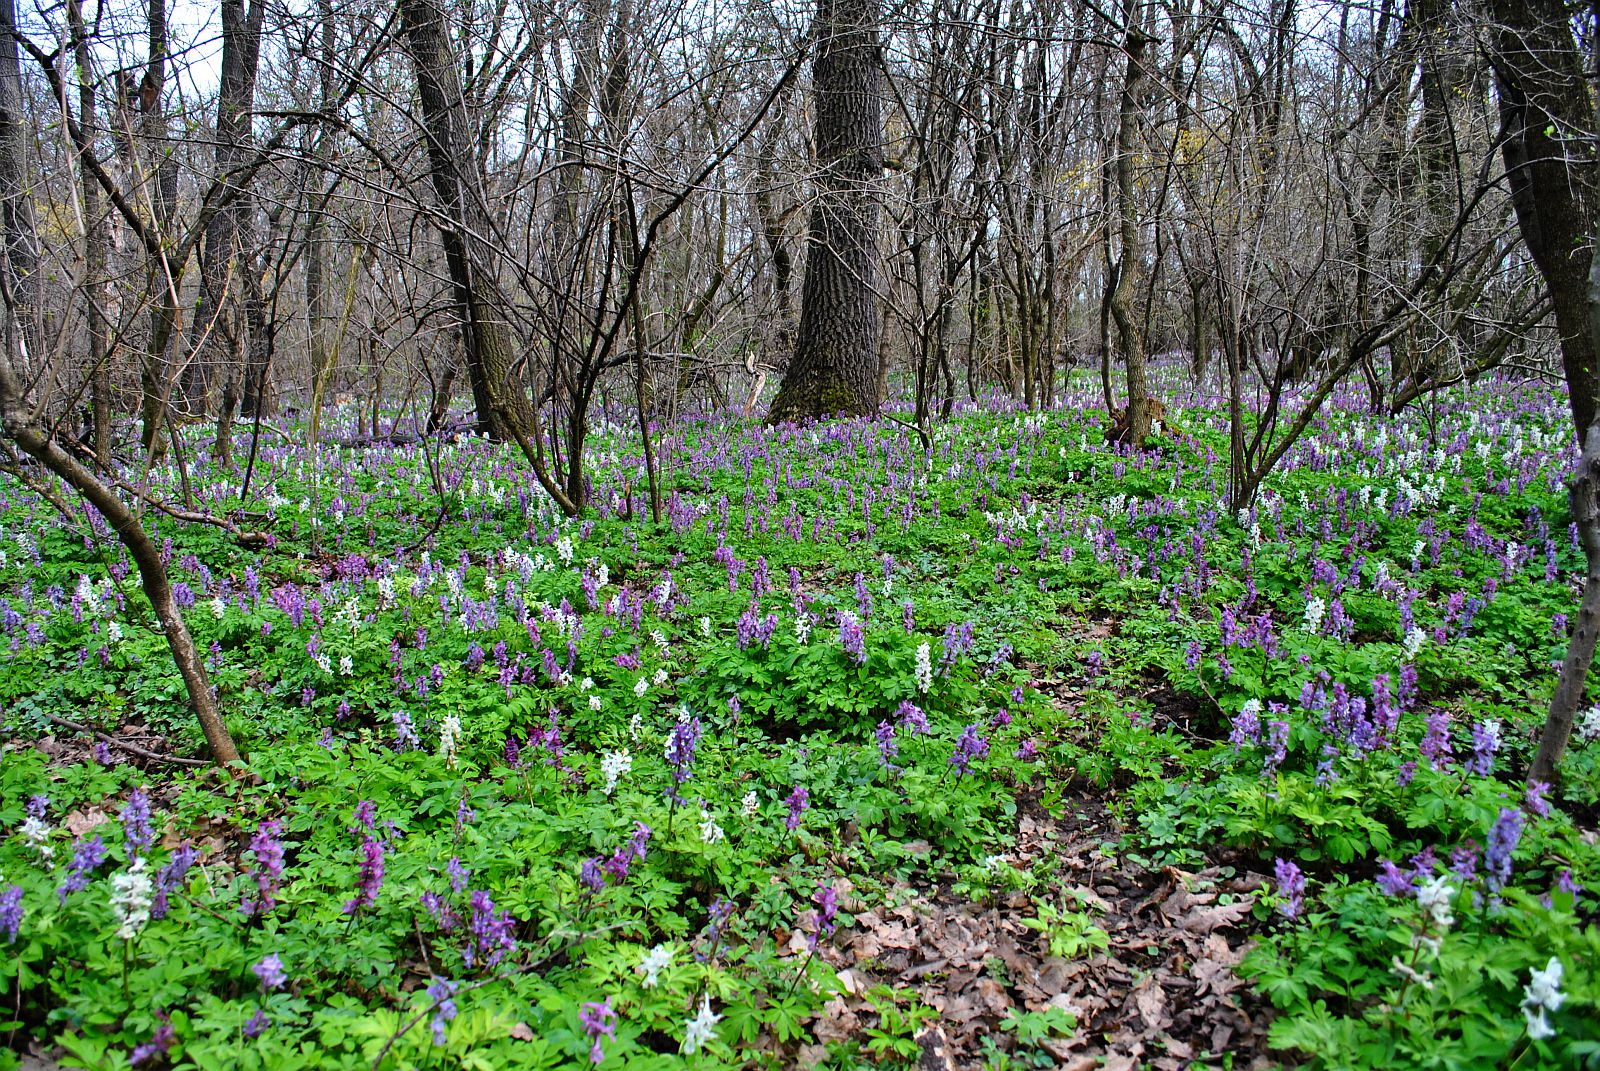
(1525, 781), (1552, 819)
(1557, 869), (1584, 898)
(579, 998), (618, 1065)
(1466, 720), (1500, 776)
(664, 714), (703, 805)
(580, 857), (606, 893)
(352, 800), (377, 831)
(949, 723), (989, 776)
(121, 788), (154, 860)
(343, 835), (385, 914)
(603, 822), (652, 883)
(896, 700), (929, 735)
(1486, 808), (1524, 892)
(1262, 720), (1289, 775)
(58, 833), (107, 903)
(1375, 860), (1414, 897)
(253, 954), (287, 991)
(1015, 738), (1038, 760)
(1419, 708), (1451, 768)
(812, 884), (838, 942)
(427, 977), (458, 1045)
(241, 821), (285, 917)
(243, 1008), (270, 1038)
(26, 794), (47, 819)
(839, 612), (867, 665)
(465, 890), (515, 968)
(129, 1012), (175, 1066)
(784, 786), (809, 831)
(447, 857), (470, 894)
(421, 891), (461, 931)
(1449, 841), (1480, 882)
(1273, 858), (1306, 920)
(0, 885), (23, 943)
(875, 720), (898, 769)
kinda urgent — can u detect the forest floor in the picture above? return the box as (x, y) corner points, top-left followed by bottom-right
(3, 380), (1598, 1070)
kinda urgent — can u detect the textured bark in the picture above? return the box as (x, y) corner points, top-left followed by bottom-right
(1108, 27), (1154, 445)
(768, 0), (881, 424)
(68, 0), (111, 464)
(185, 0), (263, 418)
(138, 0), (180, 455)
(0, 0), (37, 363)
(1488, 0), (1597, 440)
(400, 0), (534, 441)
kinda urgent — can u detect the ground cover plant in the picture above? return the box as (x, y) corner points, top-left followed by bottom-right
(2, 373), (1598, 1070)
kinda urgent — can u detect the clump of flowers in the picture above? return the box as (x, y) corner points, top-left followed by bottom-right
(1273, 858), (1306, 919)
(579, 998), (617, 1064)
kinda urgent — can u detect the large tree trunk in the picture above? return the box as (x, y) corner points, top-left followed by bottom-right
(399, 0), (534, 441)
(1108, 25), (1154, 445)
(68, 0), (112, 465)
(139, 0), (180, 456)
(767, 0), (882, 424)
(1488, 0), (1597, 438)
(1488, 0), (1600, 785)
(187, 0), (263, 427)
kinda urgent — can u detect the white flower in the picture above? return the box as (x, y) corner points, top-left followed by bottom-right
(794, 613), (811, 645)
(210, 596), (226, 619)
(682, 994), (721, 1054)
(588, 695), (602, 712)
(698, 802), (725, 844)
(580, 677), (595, 692)
(629, 712), (643, 741)
(601, 750), (632, 796)
(107, 621), (123, 644)
(313, 653), (333, 675)
(439, 714), (462, 767)
(1576, 706), (1600, 744)
(1525, 1006), (1556, 1041)
(20, 815), (53, 861)
(1524, 957), (1565, 1014)
(1402, 626), (1426, 660)
(741, 790), (759, 817)
(698, 616), (712, 637)
(638, 944), (672, 988)
(914, 642), (933, 693)
(651, 629), (669, 653)
(1415, 875), (1455, 931)
(1304, 597), (1327, 634)
(339, 655), (354, 676)
(109, 857), (154, 940)
(652, 668), (669, 687)
(555, 536), (574, 565)
(634, 677), (649, 698)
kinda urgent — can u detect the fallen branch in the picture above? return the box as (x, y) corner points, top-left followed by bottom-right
(38, 710), (210, 767)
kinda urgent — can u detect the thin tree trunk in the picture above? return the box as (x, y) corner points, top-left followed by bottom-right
(1533, 422), (1600, 784)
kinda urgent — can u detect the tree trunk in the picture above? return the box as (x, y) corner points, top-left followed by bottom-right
(767, 0), (882, 423)
(0, 0), (238, 765)
(1488, 0), (1597, 439)
(399, 0), (534, 442)
(1108, 26), (1154, 445)
(1533, 422), (1600, 784)
(67, 0), (111, 463)
(187, 0), (263, 422)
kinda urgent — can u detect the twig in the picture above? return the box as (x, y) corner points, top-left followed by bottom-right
(38, 711), (209, 766)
